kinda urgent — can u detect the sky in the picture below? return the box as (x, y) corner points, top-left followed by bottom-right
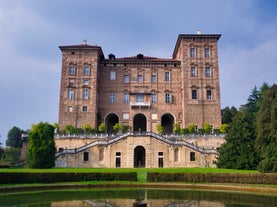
(0, 0), (276, 145)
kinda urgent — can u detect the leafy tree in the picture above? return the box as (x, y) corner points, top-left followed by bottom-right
(156, 124), (164, 134)
(255, 84), (277, 172)
(65, 125), (74, 133)
(219, 124), (229, 133)
(0, 148), (21, 166)
(52, 122), (59, 133)
(98, 123), (106, 133)
(216, 110), (259, 169)
(187, 124), (197, 133)
(82, 123), (95, 133)
(204, 122), (212, 133)
(173, 123), (181, 134)
(6, 126), (23, 148)
(26, 122), (56, 168)
(221, 106), (238, 124)
(113, 123), (123, 133)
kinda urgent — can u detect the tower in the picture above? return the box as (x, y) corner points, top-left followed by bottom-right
(173, 33), (221, 128)
(58, 40), (104, 130)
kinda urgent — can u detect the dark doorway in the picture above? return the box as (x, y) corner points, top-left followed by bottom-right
(134, 146), (145, 168)
(161, 113), (174, 134)
(133, 113), (147, 132)
(105, 113), (119, 133)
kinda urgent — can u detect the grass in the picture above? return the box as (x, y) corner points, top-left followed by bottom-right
(0, 167), (258, 174)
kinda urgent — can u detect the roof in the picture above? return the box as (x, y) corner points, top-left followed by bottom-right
(103, 54), (180, 63)
(59, 42), (104, 57)
(173, 34), (221, 58)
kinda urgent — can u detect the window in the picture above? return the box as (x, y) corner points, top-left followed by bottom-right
(110, 92), (115, 103)
(151, 93), (157, 103)
(165, 71), (170, 81)
(205, 67), (211, 77)
(83, 152), (89, 161)
(151, 74), (157, 82)
(192, 89), (197, 99)
(190, 152), (196, 161)
(165, 93), (172, 103)
(190, 47), (195, 57)
(123, 93), (129, 103)
(116, 152), (121, 168)
(124, 75), (129, 83)
(69, 66), (75, 76)
(191, 67), (197, 77)
(205, 48), (210, 58)
(158, 152), (163, 156)
(68, 89), (74, 100)
(82, 106), (87, 112)
(137, 75), (143, 83)
(207, 90), (212, 100)
(68, 106), (73, 112)
(110, 71), (116, 80)
(83, 89), (89, 100)
(83, 66), (90, 76)
(83, 79), (89, 85)
(136, 94), (144, 103)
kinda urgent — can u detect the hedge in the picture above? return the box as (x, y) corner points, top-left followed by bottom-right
(0, 172), (137, 184)
(147, 172), (277, 185)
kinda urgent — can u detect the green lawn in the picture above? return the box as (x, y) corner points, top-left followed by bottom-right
(0, 167), (257, 174)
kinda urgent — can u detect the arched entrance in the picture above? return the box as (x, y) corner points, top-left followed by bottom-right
(133, 113), (147, 132)
(161, 113), (175, 134)
(134, 146), (145, 168)
(105, 113), (119, 133)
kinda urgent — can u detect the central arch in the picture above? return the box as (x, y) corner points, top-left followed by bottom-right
(134, 146), (145, 168)
(133, 113), (147, 132)
(105, 113), (119, 134)
(161, 113), (175, 134)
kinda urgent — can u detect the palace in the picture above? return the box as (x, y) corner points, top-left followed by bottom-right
(55, 32), (224, 168)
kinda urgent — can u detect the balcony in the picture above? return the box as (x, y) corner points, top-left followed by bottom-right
(130, 102), (151, 109)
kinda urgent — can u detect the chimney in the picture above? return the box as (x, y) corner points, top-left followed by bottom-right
(82, 39), (87, 45)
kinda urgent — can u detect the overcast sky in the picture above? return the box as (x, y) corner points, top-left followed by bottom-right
(0, 0), (276, 145)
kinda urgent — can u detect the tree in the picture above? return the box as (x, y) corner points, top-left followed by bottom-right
(26, 122), (56, 168)
(255, 84), (277, 172)
(216, 110), (260, 170)
(113, 123), (123, 133)
(98, 123), (106, 133)
(156, 124), (164, 134)
(221, 106), (238, 124)
(6, 126), (23, 148)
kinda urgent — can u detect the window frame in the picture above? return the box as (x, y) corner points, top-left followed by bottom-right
(192, 89), (197, 100)
(151, 74), (157, 82)
(190, 47), (195, 58)
(151, 93), (157, 103)
(110, 71), (116, 80)
(165, 71), (170, 81)
(190, 152), (196, 161)
(191, 67), (197, 77)
(137, 74), (143, 83)
(69, 66), (75, 76)
(165, 93), (172, 103)
(205, 48), (210, 58)
(207, 89), (212, 100)
(83, 66), (90, 76)
(83, 89), (89, 100)
(205, 67), (211, 77)
(68, 89), (74, 100)
(123, 93), (129, 103)
(83, 152), (89, 161)
(124, 74), (129, 83)
(110, 92), (115, 103)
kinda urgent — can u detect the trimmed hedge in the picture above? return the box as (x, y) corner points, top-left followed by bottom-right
(0, 172), (137, 184)
(147, 172), (277, 185)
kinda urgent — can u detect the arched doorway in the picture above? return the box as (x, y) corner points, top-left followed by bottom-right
(133, 113), (147, 132)
(105, 113), (119, 133)
(134, 146), (145, 168)
(161, 113), (175, 134)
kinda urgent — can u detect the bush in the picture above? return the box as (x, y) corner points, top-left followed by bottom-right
(147, 172), (277, 184)
(0, 172), (137, 184)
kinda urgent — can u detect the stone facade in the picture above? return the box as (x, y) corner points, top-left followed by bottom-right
(56, 33), (224, 168)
